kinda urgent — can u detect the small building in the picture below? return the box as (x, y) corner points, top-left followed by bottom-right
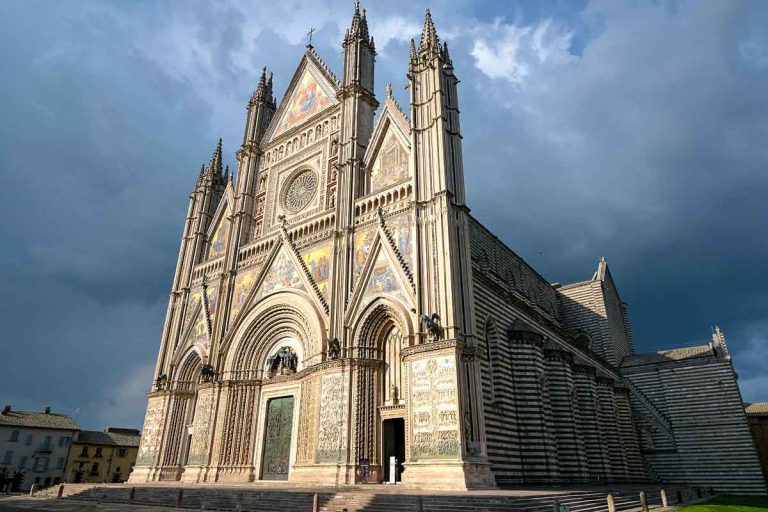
(65, 428), (141, 483)
(745, 402), (768, 483)
(0, 405), (78, 491)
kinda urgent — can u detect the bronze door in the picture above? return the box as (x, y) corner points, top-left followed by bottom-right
(260, 396), (295, 480)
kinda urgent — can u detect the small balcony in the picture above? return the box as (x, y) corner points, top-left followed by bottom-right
(37, 443), (53, 454)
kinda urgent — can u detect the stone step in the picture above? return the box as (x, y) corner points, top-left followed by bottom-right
(37, 483), (703, 512)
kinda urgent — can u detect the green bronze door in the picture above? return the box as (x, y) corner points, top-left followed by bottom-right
(260, 396), (295, 481)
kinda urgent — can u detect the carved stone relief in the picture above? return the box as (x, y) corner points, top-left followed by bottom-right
(186, 387), (214, 466)
(296, 376), (319, 463)
(135, 394), (167, 466)
(316, 372), (349, 462)
(410, 356), (461, 460)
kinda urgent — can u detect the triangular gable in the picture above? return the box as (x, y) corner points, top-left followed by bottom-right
(181, 285), (218, 350)
(266, 51), (339, 142)
(363, 246), (410, 305)
(364, 94), (411, 194)
(346, 234), (414, 324)
(253, 246), (307, 302)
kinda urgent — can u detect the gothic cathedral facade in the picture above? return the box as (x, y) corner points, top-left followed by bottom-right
(130, 4), (767, 493)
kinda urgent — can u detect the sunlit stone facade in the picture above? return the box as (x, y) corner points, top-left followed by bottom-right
(130, 4), (766, 493)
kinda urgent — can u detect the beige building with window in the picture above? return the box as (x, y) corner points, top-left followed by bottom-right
(0, 406), (77, 491)
(128, 3), (766, 494)
(64, 428), (141, 484)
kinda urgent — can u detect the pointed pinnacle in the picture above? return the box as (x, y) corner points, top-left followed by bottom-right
(209, 138), (223, 175)
(420, 9), (439, 55)
(409, 38), (417, 60)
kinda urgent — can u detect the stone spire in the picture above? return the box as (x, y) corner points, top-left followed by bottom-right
(209, 138), (223, 177)
(250, 67), (275, 108)
(419, 9), (440, 58)
(346, 0), (374, 49)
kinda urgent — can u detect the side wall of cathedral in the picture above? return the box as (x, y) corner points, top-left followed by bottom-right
(468, 217), (645, 484)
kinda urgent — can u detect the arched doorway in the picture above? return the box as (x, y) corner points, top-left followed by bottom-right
(353, 301), (412, 484)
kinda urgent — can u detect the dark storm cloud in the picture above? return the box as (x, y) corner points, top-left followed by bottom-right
(0, 0), (766, 429)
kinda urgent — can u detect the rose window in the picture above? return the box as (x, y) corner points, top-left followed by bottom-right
(282, 170), (318, 213)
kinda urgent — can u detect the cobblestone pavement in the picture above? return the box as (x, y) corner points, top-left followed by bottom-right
(0, 496), (186, 512)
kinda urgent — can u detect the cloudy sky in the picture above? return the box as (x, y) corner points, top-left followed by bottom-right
(1, 0), (767, 430)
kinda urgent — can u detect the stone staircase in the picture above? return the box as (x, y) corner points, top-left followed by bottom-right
(34, 483), (707, 512)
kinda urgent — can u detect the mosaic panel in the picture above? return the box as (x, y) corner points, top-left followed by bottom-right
(410, 356), (461, 460)
(362, 249), (408, 305)
(301, 243), (332, 300)
(353, 228), (376, 283)
(387, 213), (413, 271)
(370, 130), (409, 192)
(207, 205), (230, 259)
(277, 69), (333, 135)
(229, 267), (259, 322)
(254, 248), (306, 301)
(316, 373), (348, 462)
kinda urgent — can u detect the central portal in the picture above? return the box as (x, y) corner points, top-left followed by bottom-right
(382, 418), (405, 483)
(260, 396), (294, 481)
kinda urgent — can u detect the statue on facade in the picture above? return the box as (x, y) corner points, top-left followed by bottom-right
(200, 364), (216, 382)
(267, 346), (298, 376)
(328, 338), (341, 360)
(154, 373), (167, 391)
(420, 313), (444, 341)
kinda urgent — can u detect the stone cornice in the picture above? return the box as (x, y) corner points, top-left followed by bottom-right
(402, 339), (458, 361)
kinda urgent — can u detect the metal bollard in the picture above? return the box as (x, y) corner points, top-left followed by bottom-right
(177, 489), (184, 507)
(313, 493), (319, 512)
(128, 487), (136, 504)
(676, 490), (683, 504)
(640, 491), (648, 512)
(607, 493), (616, 512)
(29, 484), (36, 497)
(660, 489), (668, 509)
(57, 484), (65, 498)
(696, 488), (702, 499)
(236, 493), (244, 512)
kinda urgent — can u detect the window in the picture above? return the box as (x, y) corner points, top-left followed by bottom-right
(78, 462), (85, 469)
(3, 450), (13, 465)
(80, 447), (89, 457)
(18, 456), (27, 469)
(90, 462), (99, 475)
(9, 430), (19, 442)
(94, 447), (103, 457)
(59, 437), (71, 447)
(56, 457), (65, 470)
(43, 435), (52, 449)
(116, 448), (127, 458)
(34, 457), (49, 472)
(53, 477), (60, 485)
(24, 434), (33, 446)
(34, 477), (40, 484)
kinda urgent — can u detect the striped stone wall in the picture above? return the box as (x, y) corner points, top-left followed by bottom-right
(623, 344), (767, 494)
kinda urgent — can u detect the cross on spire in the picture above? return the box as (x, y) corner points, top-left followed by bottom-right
(306, 27), (316, 48)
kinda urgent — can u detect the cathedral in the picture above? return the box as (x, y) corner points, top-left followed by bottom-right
(130, 4), (767, 493)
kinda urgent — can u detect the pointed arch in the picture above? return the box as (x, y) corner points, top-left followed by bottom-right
(221, 290), (325, 380)
(173, 347), (203, 390)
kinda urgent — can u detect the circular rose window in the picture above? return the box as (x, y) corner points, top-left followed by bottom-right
(282, 170), (318, 213)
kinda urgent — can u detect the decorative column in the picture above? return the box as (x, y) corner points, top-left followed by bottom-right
(573, 364), (609, 482)
(614, 385), (646, 480)
(509, 330), (558, 483)
(544, 347), (588, 482)
(596, 376), (626, 481)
